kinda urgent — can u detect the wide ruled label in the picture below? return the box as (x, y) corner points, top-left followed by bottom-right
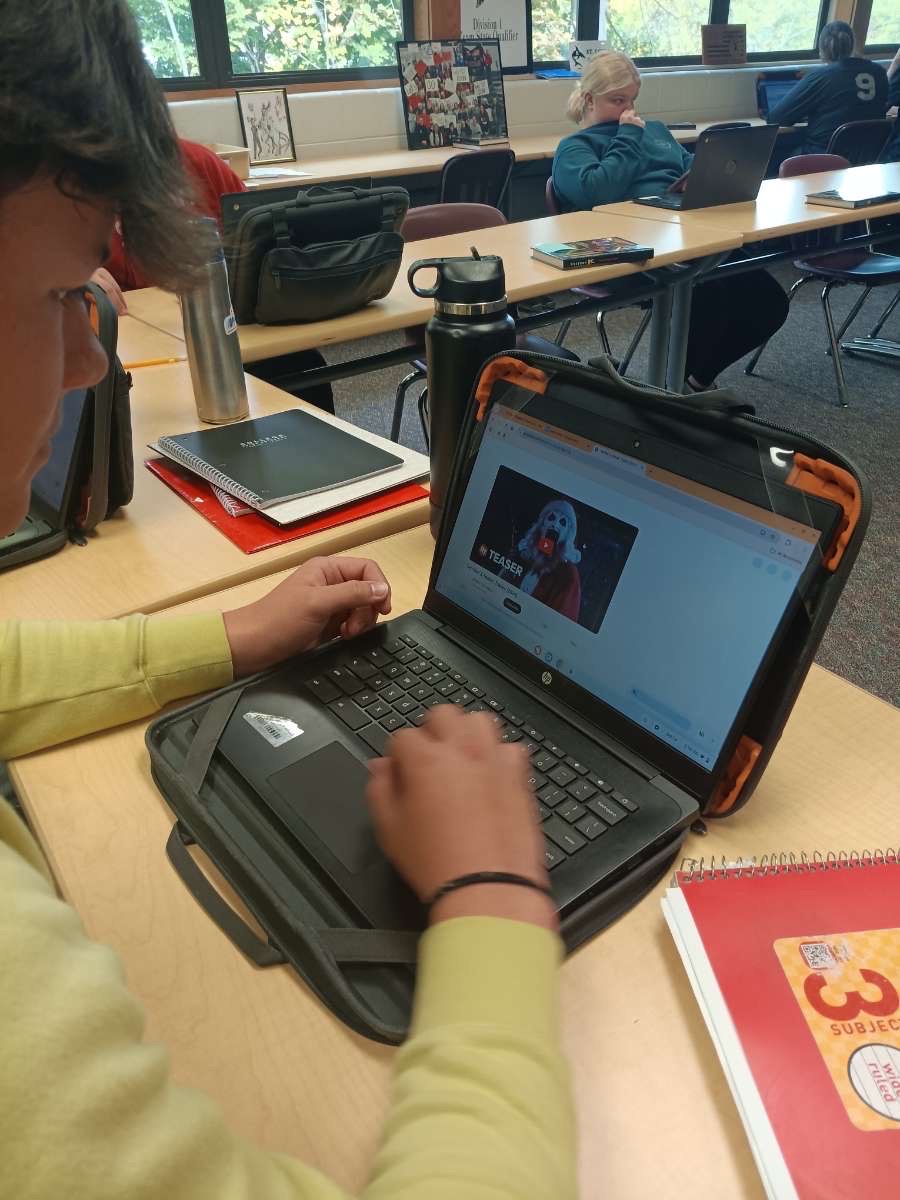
(775, 927), (900, 1131)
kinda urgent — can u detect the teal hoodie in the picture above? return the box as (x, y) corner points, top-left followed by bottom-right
(552, 119), (694, 211)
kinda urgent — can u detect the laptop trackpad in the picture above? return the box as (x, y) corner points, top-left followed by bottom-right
(268, 742), (381, 875)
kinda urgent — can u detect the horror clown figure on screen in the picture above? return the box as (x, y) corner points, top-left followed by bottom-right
(515, 500), (583, 621)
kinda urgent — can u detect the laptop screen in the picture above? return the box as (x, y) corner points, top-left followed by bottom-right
(31, 388), (88, 523)
(435, 404), (821, 774)
(760, 79), (797, 114)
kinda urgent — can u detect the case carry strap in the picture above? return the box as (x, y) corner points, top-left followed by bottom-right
(166, 823), (420, 968)
(166, 822), (287, 967)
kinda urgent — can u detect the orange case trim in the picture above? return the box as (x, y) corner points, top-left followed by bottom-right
(475, 357), (549, 422)
(708, 735), (762, 816)
(786, 453), (860, 572)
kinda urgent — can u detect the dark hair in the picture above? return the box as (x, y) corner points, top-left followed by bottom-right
(0, 0), (210, 289)
(818, 20), (855, 63)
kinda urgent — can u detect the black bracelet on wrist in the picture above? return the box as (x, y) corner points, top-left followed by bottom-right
(428, 871), (553, 909)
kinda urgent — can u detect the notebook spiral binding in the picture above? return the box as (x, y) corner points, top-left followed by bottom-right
(157, 438), (261, 507)
(673, 848), (898, 886)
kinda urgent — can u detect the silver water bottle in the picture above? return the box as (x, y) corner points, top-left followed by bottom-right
(180, 218), (249, 424)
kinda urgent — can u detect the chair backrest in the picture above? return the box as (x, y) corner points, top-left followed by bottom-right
(400, 202), (507, 243)
(545, 176), (562, 215)
(779, 152), (850, 178)
(826, 120), (893, 166)
(704, 121), (753, 132)
(439, 149), (515, 211)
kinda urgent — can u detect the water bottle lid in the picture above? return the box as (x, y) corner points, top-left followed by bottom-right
(408, 251), (506, 309)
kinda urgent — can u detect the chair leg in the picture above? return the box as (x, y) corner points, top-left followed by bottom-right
(821, 282), (850, 407)
(596, 310), (613, 357)
(619, 306), (652, 377)
(869, 287), (900, 339)
(417, 386), (430, 451)
(391, 367), (425, 442)
(553, 319), (572, 347)
(830, 286), (871, 353)
(745, 274), (810, 376)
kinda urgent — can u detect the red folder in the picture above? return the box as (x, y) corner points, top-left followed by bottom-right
(146, 457), (428, 553)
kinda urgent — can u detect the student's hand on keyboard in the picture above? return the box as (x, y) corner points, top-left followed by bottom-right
(223, 554), (392, 678)
(366, 706), (557, 931)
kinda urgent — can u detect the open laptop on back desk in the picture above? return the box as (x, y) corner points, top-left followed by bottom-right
(634, 125), (780, 211)
(209, 394), (840, 930)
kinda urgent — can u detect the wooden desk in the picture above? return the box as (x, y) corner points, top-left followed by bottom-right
(0, 366), (428, 622)
(117, 314), (185, 369)
(125, 210), (742, 364)
(595, 162), (900, 242)
(240, 119), (780, 192)
(11, 522), (899, 1199)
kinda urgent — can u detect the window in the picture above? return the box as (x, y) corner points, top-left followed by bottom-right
(866, 0), (900, 48)
(532, 0), (577, 63)
(605, 0), (709, 59)
(131, 0), (201, 77)
(224, 0), (404, 74)
(728, 0), (823, 56)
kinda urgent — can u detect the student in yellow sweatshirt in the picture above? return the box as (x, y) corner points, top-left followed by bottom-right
(0, 3), (576, 1198)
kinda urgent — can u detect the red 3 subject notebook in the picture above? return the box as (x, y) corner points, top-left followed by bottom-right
(663, 856), (900, 1199)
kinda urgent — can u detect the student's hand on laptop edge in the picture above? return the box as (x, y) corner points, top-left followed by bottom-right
(667, 171), (689, 194)
(366, 707), (557, 931)
(223, 555), (391, 678)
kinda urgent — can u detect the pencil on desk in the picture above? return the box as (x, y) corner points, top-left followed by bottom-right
(122, 356), (182, 369)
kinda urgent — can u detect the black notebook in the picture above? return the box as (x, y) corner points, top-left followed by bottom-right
(155, 410), (403, 511)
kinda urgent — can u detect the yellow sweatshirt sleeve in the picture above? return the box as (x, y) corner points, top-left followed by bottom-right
(0, 613), (233, 759)
(0, 799), (576, 1200)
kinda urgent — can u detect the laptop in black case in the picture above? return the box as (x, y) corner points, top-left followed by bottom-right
(172, 387), (841, 932)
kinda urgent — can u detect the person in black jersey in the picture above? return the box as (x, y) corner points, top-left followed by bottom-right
(766, 21), (888, 155)
(883, 46), (900, 162)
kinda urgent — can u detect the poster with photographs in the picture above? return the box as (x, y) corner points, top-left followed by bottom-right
(236, 88), (296, 165)
(395, 39), (509, 151)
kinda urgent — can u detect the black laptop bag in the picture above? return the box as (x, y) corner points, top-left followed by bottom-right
(0, 283), (133, 572)
(146, 354), (870, 1044)
(225, 184), (408, 326)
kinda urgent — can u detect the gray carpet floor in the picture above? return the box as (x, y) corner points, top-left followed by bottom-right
(326, 262), (900, 706)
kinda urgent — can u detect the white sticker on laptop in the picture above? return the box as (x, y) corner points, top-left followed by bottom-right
(243, 711), (304, 747)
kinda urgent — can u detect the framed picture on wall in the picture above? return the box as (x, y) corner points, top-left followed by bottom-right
(396, 39), (509, 151)
(236, 88), (296, 165)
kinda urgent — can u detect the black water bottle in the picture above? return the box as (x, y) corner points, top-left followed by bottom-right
(409, 251), (515, 538)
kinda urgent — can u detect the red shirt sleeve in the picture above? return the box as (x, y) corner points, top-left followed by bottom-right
(103, 139), (246, 291)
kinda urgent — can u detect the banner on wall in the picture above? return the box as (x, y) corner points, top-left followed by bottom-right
(458, 0), (531, 72)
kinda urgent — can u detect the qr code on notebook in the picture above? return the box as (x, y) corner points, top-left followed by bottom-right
(800, 941), (837, 970)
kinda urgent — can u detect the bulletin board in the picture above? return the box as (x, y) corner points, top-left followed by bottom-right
(395, 39), (509, 152)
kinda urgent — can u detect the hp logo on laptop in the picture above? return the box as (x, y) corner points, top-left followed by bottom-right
(541, 671), (553, 686)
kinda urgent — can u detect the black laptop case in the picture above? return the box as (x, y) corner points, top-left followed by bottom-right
(0, 283), (133, 572)
(224, 184), (409, 326)
(146, 354), (869, 1044)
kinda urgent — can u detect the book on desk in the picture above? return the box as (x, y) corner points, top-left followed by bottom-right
(806, 189), (900, 210)
(151, 407), (428, 527)
(531, 237), (654, 270)
(663, 855), (900, 1198)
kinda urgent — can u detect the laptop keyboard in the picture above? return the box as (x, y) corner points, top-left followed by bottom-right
(301, 633), (640, 873)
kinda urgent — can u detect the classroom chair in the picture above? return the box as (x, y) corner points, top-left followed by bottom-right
(390, 201), (578, 444)
(439, 149), (515, 214)
(745, 152), (900, 405)
(544, 177), (652, 375)
(826, 119), (893, 166)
